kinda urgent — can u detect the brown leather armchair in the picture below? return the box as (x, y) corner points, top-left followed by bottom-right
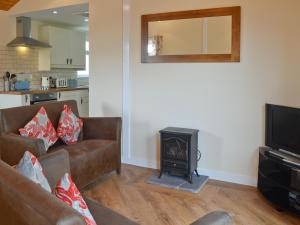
(0, 100), (121, 189)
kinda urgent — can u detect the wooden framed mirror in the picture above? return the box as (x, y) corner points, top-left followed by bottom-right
(141, 6), (241, 63)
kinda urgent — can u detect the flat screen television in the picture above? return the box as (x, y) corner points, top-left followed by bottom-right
(266, 104), (300, 157)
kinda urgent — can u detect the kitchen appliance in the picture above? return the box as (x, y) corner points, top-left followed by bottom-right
(15, 81), (30, 91)
(30, 92), (57, 105)
(14, 73), (32, 91)
(41, 77), (50, 90)
(49, 77), (57, 88)
(56, 78), (68, 88)
(68, 79), (78, 88)
(7, 17), (51, 48)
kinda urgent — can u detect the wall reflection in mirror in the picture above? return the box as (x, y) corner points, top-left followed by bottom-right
(141, 6), (240, 63)
(148, 16), (232, 56)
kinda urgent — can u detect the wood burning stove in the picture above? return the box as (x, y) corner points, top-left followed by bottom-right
(159, 127), (200, 183)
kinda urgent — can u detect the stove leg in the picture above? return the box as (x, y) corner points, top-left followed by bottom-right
(195, 169), (200, 177)
(158, 170), (163, 179)
(116, 167), (121, 175)
(189, 174), (193, 184)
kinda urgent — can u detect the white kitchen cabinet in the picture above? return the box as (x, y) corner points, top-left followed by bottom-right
(0, 90), (89, 117)
(22, 94), (31, 106)
(79, 93), (89, 118)
(69, 30), (86, 68)
(57, 90), (89, 117)
(39, 26), (86, 69)
(57, 90), (76, 102)
(0, 94), (30, 109)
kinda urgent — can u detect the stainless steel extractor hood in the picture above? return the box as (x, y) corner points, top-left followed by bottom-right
(7, 17), (51, 48)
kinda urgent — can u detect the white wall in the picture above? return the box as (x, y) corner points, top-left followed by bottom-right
(89, 0), (123, 116)
(0, 11), (16, 44)
(124, 0), (300, 185)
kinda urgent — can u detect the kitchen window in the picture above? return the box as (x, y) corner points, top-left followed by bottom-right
(77, 41), (89, 77)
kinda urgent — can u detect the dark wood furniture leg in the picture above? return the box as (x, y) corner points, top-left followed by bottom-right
(116, 168), (121, 175)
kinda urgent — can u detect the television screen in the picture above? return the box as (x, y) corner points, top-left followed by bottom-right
(266, 104), (300, 156)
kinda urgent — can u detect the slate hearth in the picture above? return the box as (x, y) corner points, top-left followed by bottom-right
(148, 173), (209, 193)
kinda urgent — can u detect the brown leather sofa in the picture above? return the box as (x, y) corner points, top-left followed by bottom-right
(0, 149), (232, 225)
(0, 100), (121, 189)
(0, 149), (138, 225)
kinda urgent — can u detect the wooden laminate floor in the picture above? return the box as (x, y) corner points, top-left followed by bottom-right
(85, 164), (300, 225)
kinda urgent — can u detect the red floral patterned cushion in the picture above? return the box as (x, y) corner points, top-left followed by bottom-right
(19, 107), (58, 151)
(54, 173), (97, 225)
(57, 105), (83, 145)
(16, 151), (51, 192)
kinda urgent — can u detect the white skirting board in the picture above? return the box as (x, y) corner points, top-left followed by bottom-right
(122, 157), (157, 170)
(197, 168), (257, 187)
(122, 157), (257, 187)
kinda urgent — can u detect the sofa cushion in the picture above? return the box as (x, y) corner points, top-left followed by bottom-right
(19, 107), (58, 150)
(57, 105), (83, 145)
(16, 151), (51, 192)
(52, 139), (118, 189)
(54, 173), (97, 225)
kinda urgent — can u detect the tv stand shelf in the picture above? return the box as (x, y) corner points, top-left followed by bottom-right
(267, 149), (300, 168)
(258, 147), (300, 214)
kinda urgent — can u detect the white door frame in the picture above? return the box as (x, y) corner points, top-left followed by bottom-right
(122, 0), (131, 162)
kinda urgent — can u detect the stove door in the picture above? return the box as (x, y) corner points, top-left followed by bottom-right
(162, 134), (189, 162)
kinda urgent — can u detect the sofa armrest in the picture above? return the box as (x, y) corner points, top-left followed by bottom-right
(190, 211), (232, 225)
(84, 197), (139, 225)
(0, 133), (46, 166)
(82, 117), (122, 141)
(0, 160), (86, 225)
(39, 149), (71, 190)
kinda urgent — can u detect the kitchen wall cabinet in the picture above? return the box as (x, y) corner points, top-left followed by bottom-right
(69, 30), (86, 68)
(57, 90), (89, 117)
(39, 26), (86, 70)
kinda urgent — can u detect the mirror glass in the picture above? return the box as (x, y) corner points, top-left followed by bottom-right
(148, 16), (232, 56)
(142, 6), (240, 63)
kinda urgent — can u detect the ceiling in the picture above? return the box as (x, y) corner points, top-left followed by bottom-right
(0, 0), (20, 11)
(20, 3), (89, 30)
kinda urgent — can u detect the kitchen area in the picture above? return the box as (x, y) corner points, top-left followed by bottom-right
(0, 3), (89, 117)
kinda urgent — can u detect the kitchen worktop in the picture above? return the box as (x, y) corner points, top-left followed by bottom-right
(0, 86), (89, 95)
